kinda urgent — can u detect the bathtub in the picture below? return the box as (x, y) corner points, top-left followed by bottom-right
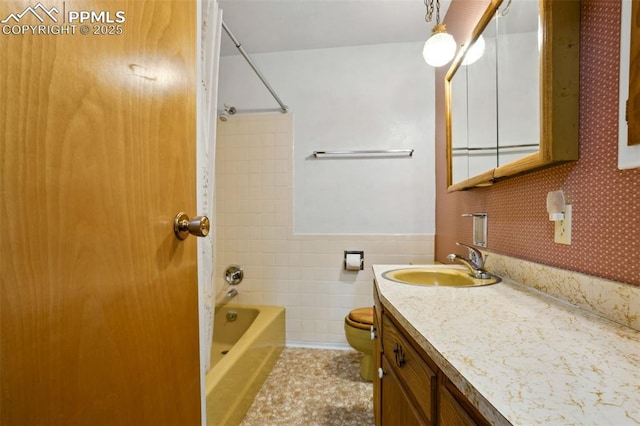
(205, 304), (285, 426)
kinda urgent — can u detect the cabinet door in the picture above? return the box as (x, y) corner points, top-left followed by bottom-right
(374, 307), (382, 425)
(382, 314), (437, 423)
(439, 377), (490, 426)
(439, 384), (477, 426)
(381, 357), (426, 426)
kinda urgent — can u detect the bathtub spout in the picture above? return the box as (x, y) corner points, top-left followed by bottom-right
(215, 287), (239, 308)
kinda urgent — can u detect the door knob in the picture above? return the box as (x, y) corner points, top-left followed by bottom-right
(174, 212), (210, 240)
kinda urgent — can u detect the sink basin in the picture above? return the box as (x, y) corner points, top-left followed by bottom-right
(382, 268), (500, 287)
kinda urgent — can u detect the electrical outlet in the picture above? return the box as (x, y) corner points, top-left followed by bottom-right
(554, 205), (572, 245)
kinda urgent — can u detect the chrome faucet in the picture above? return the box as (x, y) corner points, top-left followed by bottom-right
(447, 242), (491, 279)
(226, 288), (238, 299)
(224, 265), (244, 285)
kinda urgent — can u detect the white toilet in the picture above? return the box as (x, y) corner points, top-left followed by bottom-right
(344, 307), (374, 381)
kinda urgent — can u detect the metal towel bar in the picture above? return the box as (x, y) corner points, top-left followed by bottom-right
(451, 143), (538, 152)
(313, 149), (414, 158)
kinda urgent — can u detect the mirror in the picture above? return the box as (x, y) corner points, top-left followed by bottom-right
(450, 14), (498, 185)
(445, 0), (580, 191)
(618, 0), (640, 169)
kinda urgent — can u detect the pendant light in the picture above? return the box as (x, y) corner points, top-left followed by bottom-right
(461, 35), (486, 66)
(422, 0), (456, 67)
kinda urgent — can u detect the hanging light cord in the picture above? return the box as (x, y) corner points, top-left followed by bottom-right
(421, 0), (455, 67)
(424, 0), (441, 25)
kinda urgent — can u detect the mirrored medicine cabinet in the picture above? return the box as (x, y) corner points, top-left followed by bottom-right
(445, 0), (580, 191)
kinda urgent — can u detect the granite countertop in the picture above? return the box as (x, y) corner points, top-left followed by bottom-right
(373, 264), (640, 426)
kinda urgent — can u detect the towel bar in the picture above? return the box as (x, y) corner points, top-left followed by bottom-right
(313, 149), (414, 158)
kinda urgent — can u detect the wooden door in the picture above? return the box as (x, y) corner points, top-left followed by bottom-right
(0, 1), (201, 424)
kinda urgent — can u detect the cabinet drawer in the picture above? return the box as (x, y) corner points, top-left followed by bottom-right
(382, 314), (436, 423)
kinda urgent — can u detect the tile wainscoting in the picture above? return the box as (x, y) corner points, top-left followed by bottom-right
(215, 113), (434, 345)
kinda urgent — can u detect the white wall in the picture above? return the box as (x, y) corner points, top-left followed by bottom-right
(218, 42), (435, 234)
(215, 114), (434, 345)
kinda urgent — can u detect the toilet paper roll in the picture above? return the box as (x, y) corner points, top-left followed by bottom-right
(345, 253), (362, 271)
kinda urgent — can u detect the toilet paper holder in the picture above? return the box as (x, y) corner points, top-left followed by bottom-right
(344, 251), (364, 271)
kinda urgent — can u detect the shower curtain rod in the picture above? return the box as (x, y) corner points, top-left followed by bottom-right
(222, 21), (289, 114)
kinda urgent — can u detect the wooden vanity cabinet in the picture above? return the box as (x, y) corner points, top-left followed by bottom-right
(438, 376), (490, 426)
(374, 284), (490, 426)
(374, 284), (436, 425)
(380, 356), (425, 425)
(382, 313), (437, 424)
(373, 302), (382, 425)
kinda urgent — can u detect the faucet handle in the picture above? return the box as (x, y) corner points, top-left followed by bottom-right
(455, 242), (484, 268)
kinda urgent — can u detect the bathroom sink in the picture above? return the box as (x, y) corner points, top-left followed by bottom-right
(382, 268), (500, 287)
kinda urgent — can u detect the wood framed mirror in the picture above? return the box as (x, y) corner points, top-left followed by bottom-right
(445, 0), (580, 191)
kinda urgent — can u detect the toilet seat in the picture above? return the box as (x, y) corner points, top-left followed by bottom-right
(345, 307), (374, 330)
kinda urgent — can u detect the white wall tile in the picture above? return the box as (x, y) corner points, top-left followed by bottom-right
(215, 114), (434, 345)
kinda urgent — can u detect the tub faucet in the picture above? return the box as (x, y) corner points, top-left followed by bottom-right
(447, 242), (491, 279)
(225, 265), (244, 285)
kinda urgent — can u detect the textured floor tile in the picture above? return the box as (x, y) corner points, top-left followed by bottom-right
(240, 348), (374, 426)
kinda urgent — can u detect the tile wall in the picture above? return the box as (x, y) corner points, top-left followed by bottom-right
(215, 113), (434, 345)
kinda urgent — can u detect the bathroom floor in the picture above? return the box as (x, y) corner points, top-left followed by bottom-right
(240, 348), (374, 426)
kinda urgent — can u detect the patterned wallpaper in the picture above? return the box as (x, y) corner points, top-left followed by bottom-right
(435, 0), (640, 286)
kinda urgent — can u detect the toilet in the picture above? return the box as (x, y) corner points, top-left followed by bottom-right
(344, 307), (374, 381)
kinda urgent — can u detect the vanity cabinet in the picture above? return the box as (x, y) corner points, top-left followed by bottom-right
(374, 285), (490, 426)
(381, 313), (437, 424)
(373, 302), (382, 424)
(380, 356), (425, 425)
(438, 376), (490, 426)
(374, 286), (431, 425)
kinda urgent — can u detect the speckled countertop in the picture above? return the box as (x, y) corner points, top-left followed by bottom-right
(373, 264), (640, 425)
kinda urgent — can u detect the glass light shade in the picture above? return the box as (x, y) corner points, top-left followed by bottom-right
(423, 25), (457, 67)
(462, 35), (486, 66)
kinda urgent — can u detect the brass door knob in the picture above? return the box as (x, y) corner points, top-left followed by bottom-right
(174, 212), (210, 240)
